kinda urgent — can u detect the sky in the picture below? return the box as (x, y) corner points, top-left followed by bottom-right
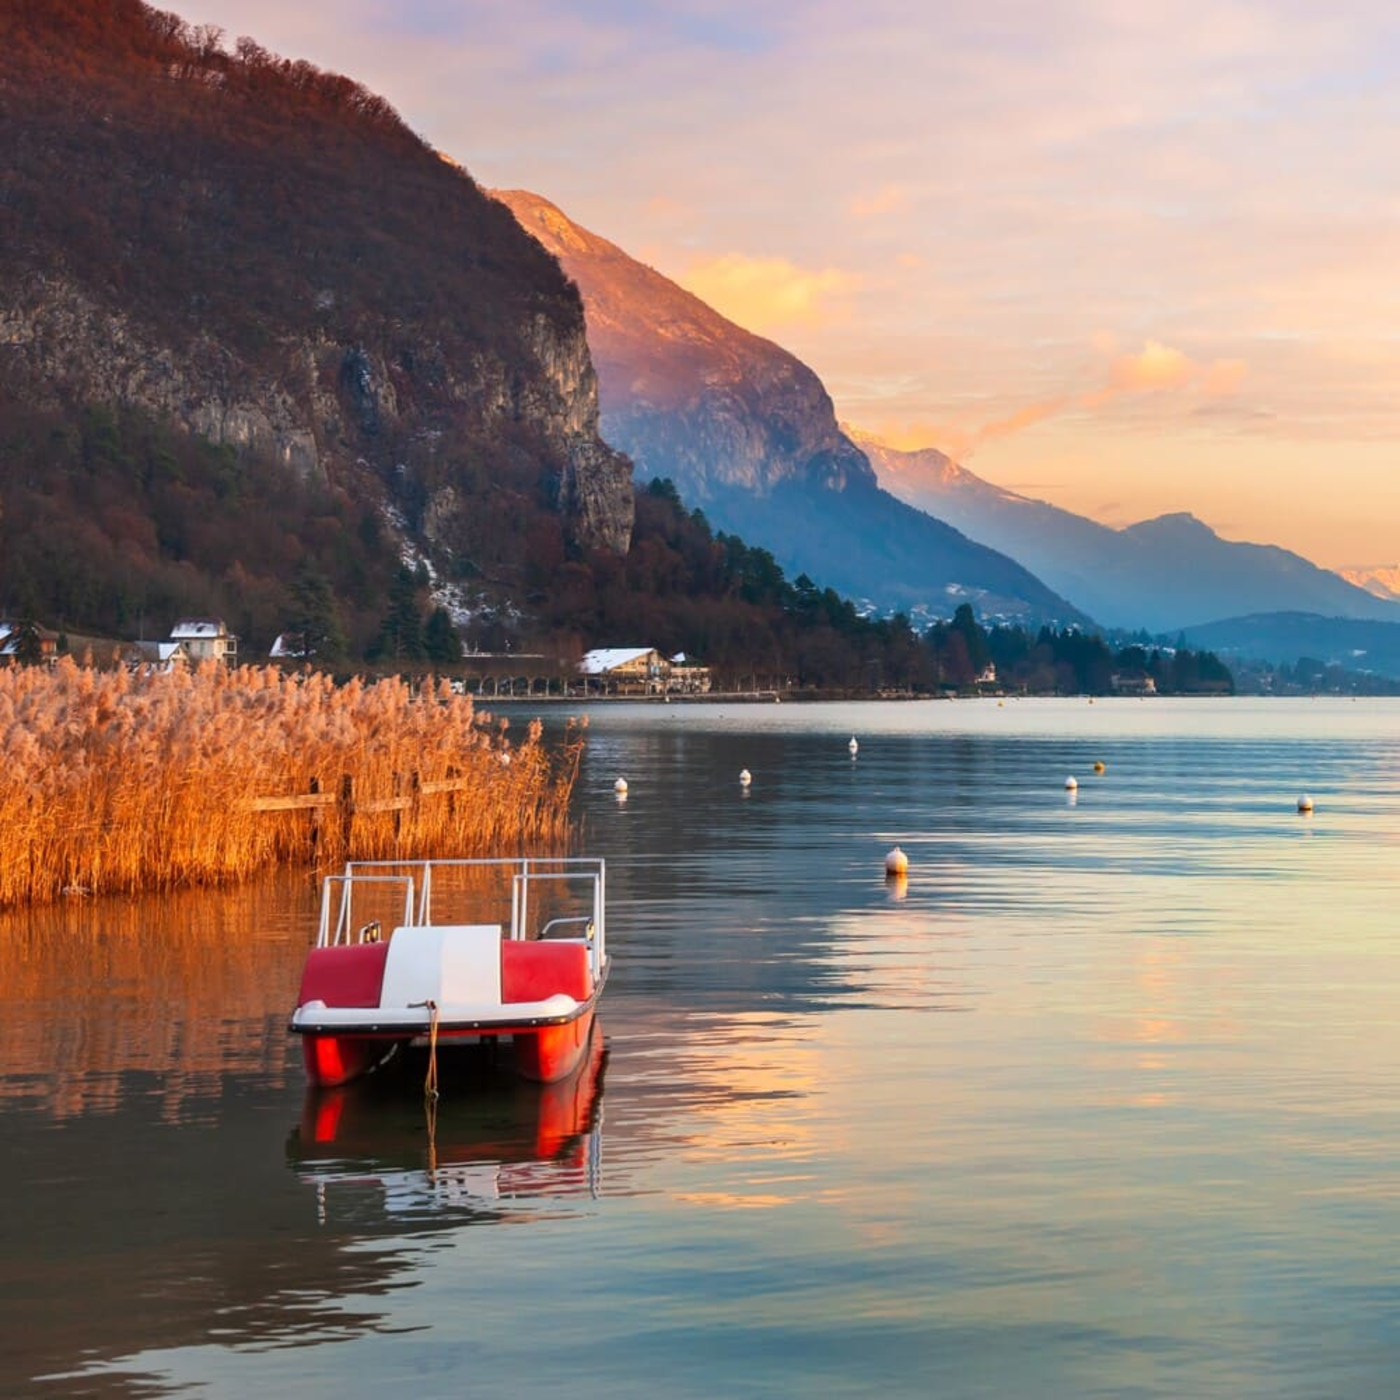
(193, 0), (1400, 567)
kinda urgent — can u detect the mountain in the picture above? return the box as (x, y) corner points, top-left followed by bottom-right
(850, 428), (1400, 633)
(1179, 613), (1400, 680)
(493, 190), (1083, 625)
(0, 0), (632, 649)
(1337, 566), (1400, 602)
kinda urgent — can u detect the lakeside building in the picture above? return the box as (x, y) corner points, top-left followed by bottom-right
(126, 640), (191, 672)
(668, 652), (713, 694)
(577, 647), (714, 696)
(170, 618), (237, 666)
(270, 631), (313, 660)
(577, 647), (669, 695)
(1111, 671), (1158, 696)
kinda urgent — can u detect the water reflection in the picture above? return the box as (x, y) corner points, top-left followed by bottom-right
(287, 1031), (607, 1228)
(0, 873), (613, 1398)
(0, 870), (314, 1121)
(5, 699), (1400, 1398)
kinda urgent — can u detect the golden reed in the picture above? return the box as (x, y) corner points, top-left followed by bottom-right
(0, 659), (582, 909)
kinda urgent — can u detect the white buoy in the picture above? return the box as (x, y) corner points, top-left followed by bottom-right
(884, 846), (909, 876)
(1064, 776), (1078, 791)
(614, 777), (628, 795)
(1297, 794), (1314, 813)
(848, 736), (859, 757)
(739, 768), (752, 787)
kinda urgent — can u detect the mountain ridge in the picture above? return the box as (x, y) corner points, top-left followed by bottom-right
(848, 426), (1400, 632)
(494, 188), (1085, 624)
(493, 188), (874, 499)
(1179, 611), (1400, 680)
(1337, 565), (1400, 601)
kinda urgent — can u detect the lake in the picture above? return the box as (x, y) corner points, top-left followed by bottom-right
(2, 698), (1397, 1397)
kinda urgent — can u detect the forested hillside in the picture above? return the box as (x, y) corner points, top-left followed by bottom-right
(0, 0), (632, 650)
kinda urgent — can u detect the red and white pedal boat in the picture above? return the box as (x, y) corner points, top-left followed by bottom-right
(290, 858), (608, 1088)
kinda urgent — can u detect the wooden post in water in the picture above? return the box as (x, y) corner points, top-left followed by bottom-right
(339, 773), (354, 858)
(308, 775), (321, 857)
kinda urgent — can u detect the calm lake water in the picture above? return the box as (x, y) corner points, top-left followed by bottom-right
(3, 698), (1398, 1398)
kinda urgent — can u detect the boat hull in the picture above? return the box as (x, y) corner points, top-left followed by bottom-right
(513, 1010), (596, 1083)
(301, 1032), (391, 1089)
(297, 1003), (599, 1089)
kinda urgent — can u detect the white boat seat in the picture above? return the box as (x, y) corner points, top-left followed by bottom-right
(378, 924), (503, 1010)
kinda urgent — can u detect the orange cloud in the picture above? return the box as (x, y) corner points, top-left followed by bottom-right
(866, 407), (1069, 461)
(971, 397), (1071, 445)
(678, 253), (860, 332)
(872, 341), (1249, 459)
(870, 420), (960, 453)
(1110, 340), (1195, 391)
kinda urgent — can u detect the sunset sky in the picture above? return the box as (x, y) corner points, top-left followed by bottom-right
(196, 1), (1399, 566)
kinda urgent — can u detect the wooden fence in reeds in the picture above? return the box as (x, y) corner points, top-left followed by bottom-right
(240, 770), (520, 853)
(0, 659), (584, 910)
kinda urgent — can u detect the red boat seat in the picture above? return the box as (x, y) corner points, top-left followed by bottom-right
(297, 941), (391, 1009)
(501, 940), (593, 1004)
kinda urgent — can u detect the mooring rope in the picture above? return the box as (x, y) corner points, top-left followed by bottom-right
(424, 998), (440, 1103)
(419, 998), (441, 1176)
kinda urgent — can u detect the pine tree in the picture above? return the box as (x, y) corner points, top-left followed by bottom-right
(288, 562), (347, 662)
(370, 566), (425, 663)
(12, 619), (44, 666)
(423, 606), (460, 664)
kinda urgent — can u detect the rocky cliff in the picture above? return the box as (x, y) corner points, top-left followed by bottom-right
(494, 191), (871, 502)
(495, 189), (1081, 623)
(0, 1), (633, 589)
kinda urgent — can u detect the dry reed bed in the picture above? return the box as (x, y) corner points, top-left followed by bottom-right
(0, 870), (316, 1117)
(0, 660), (581, 909)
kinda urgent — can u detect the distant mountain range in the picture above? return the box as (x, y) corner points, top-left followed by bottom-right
(1337, 565), (1400, 601)
(9, 0), (1386, 670)
(494, 189), (1085, 625)
(849, 428), (1400, 633)
(1179, 613), (1400, 680)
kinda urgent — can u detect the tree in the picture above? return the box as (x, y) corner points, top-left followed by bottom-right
(950, 603), (990, 673)
(423, 606), (460, 664)
(287, 561), (347, 662)
(11, 619), (44, 667)
(370, 565), (425, 663)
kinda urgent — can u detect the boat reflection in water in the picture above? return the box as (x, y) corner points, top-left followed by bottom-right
(287, 1025), (607, 1226)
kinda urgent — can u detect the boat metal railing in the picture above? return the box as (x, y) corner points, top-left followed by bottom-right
(318, 874), (416, 948)
(322, 857), (607, 984)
